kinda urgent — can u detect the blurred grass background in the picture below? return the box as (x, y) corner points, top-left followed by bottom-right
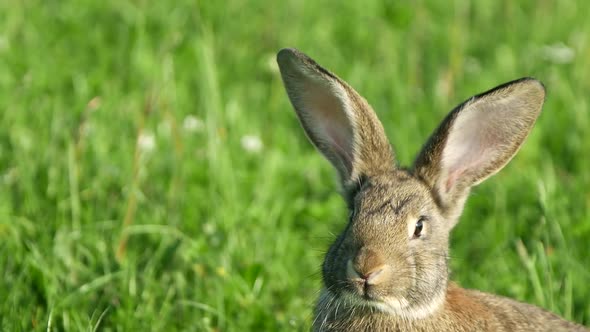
(1, 0), (589, 330)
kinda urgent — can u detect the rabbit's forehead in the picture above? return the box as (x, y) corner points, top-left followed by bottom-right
(357, 173), (435, 216)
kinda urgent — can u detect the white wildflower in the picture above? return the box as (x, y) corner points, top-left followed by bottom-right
(241, 135), (263, 153)
(203, 222), (216, 235)
(183, 115), (204, 132)
(541, 43), (575, 64)
(138, 131), (156, 152)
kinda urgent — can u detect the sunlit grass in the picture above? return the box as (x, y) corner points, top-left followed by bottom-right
(0, 0), (589, 330)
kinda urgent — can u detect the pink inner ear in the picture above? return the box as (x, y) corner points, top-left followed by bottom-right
(440, 99), (523, 193)
(323, 122), (352, 159)
(303, 81), (355, 172)
(443, 152), (486, 193)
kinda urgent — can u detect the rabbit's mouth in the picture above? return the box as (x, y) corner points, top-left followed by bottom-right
(325, 287), (446, 320)
(344, 276), (391, 302)
(333, 289), (411, 314)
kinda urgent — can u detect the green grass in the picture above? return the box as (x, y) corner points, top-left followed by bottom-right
(1, 0), (589, 330)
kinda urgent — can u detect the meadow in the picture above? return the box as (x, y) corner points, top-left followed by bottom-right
(1, 0), (589, 330)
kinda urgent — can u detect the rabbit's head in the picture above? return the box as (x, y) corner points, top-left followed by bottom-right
(277, 48), (545, 319)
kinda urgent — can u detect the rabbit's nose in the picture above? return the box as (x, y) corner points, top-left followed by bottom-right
(346, 247), (387, 285)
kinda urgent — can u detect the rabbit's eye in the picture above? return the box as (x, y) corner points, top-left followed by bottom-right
(413, 218), (425, 238)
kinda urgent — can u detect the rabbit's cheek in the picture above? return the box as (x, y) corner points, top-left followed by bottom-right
(321, 232), (355, 293)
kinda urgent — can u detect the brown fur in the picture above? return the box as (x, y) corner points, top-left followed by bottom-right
(277, 48), (588, 332)
(314, 283), (587, 331)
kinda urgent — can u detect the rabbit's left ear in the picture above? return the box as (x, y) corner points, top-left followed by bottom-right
(277, 48), (395, 191)
(413, 78), (545, 220)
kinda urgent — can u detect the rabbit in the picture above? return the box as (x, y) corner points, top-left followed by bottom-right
(276, 48), (588, 332)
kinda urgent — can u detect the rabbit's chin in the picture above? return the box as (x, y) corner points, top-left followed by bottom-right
(331, 289), (446, 320)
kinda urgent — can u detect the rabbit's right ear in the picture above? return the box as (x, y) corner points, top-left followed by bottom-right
(414, 78), (545, 222)
(277, 48), (394, 191)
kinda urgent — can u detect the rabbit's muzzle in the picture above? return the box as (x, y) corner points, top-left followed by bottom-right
(344, 247), (394, 300)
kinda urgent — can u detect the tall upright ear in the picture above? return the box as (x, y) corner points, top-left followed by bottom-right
(413, 78), (546, 220)
(277, 48), (395, 191)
